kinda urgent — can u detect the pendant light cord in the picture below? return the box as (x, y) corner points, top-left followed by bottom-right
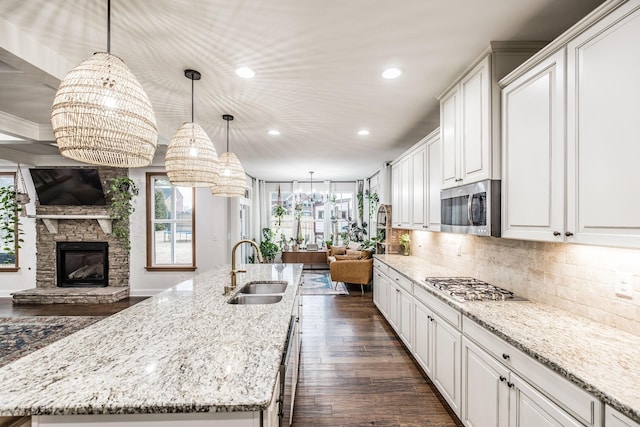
(191, 77), (194, 123)
(226, 119), (230, 152)
(107, 0), (111, 53)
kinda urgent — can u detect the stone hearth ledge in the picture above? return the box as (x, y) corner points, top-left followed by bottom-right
(0, 263), (303, 416)
(11, 287), (129, 304)
(375, 254), (640, 423)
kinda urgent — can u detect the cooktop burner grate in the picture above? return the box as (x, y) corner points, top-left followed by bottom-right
(423, 277), (524, 302)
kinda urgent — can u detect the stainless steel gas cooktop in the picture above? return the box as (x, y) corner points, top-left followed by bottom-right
(423, 277), (525, 302)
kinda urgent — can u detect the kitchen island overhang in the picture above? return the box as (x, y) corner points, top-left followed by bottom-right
(0, 263), (303, 426)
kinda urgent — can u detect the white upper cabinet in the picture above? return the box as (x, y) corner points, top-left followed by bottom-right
(501, 51), (566, 242)
(439, 43), (545, 190)
(501, 0), (640, 248)
(566, 0), (640, 248)
(391, 129), (440, 230)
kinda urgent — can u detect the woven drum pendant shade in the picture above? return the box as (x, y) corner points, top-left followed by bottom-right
(211, 151), (246, 197)
(51, 52), (158, 167)
(166, 122), (219, 186)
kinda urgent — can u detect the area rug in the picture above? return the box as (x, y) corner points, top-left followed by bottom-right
(301, 271), (349, 295)
(0, 316), (103, 368)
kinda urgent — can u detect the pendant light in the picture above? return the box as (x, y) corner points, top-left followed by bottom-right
(165, 69), (219, 187)
(51, 0), (158, 167)
(211, 115), (247, 197)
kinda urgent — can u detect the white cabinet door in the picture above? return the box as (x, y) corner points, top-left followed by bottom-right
(501, 50), (565, 242)
(410, 145), (426, 228)
(399, 156), (411, 227)
(391, 164), (401, 227)
(460, 56), (491, 184)
(427, 134), (442, 230)
(461, 337), (509, 427)
(605, 405), (640, 427)
(373, 268), (383, 310)
(386, 281), (399, 332)
(398, 286), (413, 350)
(566, 2), (640, 248)
(510, 374), (584, 427)
(432, 313), (462, 417)
(441, 88), (459, 189)
(413, 298), (433, 377)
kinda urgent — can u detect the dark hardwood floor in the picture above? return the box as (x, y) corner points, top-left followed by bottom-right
(0, 289), (461, 426)
(293, 286), (463, 426)
(0, 297), (147, 317)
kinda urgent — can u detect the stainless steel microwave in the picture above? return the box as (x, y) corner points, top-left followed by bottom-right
(440, 180), (501, 237)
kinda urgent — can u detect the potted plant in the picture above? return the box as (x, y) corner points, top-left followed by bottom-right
(273, 204), (286, 228)
(259, 228), (279, 263)
(400, 233), (411, 256)
(105, 176), (139, 253)
(0, 184), (23, 262)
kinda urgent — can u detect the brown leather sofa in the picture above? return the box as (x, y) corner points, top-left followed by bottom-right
(327, 246), (374, 294)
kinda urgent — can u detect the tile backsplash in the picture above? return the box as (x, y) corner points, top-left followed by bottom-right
(411, 231), (640, 336)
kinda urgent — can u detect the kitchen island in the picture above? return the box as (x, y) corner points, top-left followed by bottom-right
(0, 263), (303, 426)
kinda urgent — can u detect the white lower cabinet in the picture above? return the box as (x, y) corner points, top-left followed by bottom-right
(463, 318), (602, 427)
(462, 337), (509, 427)
(412, 290), (462, 417)
(605, 405), (640, 427)
(373, 267), (388, 316)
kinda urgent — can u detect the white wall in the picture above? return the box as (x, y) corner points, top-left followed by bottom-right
(127, 168), (229, 296)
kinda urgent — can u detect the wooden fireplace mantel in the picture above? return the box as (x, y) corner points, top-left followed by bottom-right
(31, 215), (112, 235)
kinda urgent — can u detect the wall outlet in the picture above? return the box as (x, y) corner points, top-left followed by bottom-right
(615, 272), (633, 299)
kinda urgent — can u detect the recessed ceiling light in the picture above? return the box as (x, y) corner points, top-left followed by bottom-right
(268, 130), (280, 136)
(382, 67), (402, 79)
(358, 130), (370, 136)
(235, 67), (256, 79)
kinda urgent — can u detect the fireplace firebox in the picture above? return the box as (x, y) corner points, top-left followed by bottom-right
(56, 242), (109, 287)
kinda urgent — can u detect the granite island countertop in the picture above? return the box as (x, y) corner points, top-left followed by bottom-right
(0, 263), (303, 416)
(375, 254), (640, 423)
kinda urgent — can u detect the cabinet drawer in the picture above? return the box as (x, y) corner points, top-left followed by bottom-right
(463, 318), (602, 427)
(373, 259), (389, 276)
(387, 268), (413, 293)
(414, 284), (461, 330)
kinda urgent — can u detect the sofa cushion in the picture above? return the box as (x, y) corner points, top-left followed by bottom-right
(361, 249), (373, 259)
(334, 254), (362, 261)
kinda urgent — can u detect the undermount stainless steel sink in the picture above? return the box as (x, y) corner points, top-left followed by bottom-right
(227, 294), (283, 305)
(238, 281), (288, 295)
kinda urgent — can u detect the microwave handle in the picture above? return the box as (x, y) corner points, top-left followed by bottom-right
(467, 194), (473, 225)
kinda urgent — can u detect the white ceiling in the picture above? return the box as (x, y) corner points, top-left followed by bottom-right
(0, 0), (604, 181)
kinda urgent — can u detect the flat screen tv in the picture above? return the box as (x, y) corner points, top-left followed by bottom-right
(29, 168), (107, 206)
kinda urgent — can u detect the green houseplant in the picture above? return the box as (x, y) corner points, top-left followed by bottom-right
(400, 233), (411, 256)
(0, 185), (23, 262)
(259, 227), (279, 263)
(105, 177), (139, 252)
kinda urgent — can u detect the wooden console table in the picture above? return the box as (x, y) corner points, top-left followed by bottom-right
(281, 250), (328, 270)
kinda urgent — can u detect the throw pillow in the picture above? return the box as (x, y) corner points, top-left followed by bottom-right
(331, 246), (347, 256)
(360, 249), (373, 259)
(346, 249), (363, 259)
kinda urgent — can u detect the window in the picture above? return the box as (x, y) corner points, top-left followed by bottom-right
(268, 186), (355, 248)
(146, 173), (196, 271)
(0, 172), (19, 271)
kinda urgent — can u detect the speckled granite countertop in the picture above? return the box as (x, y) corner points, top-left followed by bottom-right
(375, 255), (640, 423)
(0, 263), (303, 416)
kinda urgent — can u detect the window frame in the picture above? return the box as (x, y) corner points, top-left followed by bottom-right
(145, 173), (197, 271)
(0, 172), (19, 272)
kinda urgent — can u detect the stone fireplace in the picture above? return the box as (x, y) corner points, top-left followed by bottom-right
(56, 242), (109, 287)
(11, 167), (130, 304)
